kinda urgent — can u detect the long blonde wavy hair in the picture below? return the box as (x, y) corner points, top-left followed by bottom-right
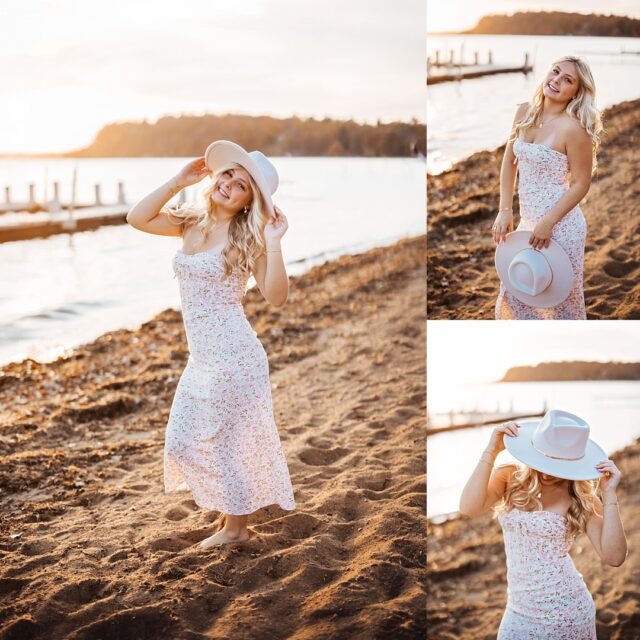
(511, 56), (603, 174)
(494, 464), (598, 540)
(164, 162), (269, 280)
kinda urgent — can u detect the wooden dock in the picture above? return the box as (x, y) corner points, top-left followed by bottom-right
(0, 206), (129, 243)
(427, 51), (532, 85)
(426, 407), (546, 437)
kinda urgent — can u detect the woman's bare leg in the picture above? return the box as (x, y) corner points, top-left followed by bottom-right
(198, 513), (250, 548)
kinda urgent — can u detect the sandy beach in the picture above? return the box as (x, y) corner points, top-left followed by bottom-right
(427, 97), (640, 319)
(426, 436), (640, 639)
(0, 236), (426, 640)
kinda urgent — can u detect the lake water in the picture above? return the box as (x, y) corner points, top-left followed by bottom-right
(427, 380), (640, 518)
(426, 35), (640, 174)
(0, 156), (425, 366)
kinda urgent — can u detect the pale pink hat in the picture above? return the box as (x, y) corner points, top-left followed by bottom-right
(204, 140), (278, 216)
(505, 409), (607, 480)
(495, 230), (574, 308)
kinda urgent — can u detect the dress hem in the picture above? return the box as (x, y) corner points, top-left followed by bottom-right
(163, 485), (296, 516)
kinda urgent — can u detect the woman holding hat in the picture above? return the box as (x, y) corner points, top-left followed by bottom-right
(492, 56), (603, 319)
(127, 140), (295, 547)
(460, 410), (627, 638)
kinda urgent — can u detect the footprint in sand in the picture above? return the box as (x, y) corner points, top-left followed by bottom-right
(147, 536), (193, 553)
(298, 446), (349, 466)
(69, 605), (175, 640)
(164, 505), (191, 521)
(49, 578), (115, 606)
(603, 259), (638, 279)
(0, 577), (27, 598)
(19, 538), (57, 556)
(127, 483), (152, 492)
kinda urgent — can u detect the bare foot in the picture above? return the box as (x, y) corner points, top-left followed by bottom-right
(198, 528), (250, 549)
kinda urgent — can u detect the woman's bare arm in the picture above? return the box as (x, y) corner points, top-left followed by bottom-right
(459, 421), (521, 517)
(251, 207), (289, 308)
(584, 459), (627, 567)
(493, 102), (529, 244)
(126, 157), (210, 237)
(126, 178), (185, 237)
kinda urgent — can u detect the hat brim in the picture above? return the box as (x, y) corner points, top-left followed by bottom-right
(504, 419), (607, 480)
(495, 230), (574, 308)
(204, 140), (274, 216)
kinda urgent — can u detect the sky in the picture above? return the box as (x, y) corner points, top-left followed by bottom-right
(427, 321), (640, 385)
(427, 0), (640, 33)
(0, 0), (424, 154)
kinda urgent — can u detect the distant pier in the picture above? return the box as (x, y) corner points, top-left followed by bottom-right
(427, 50), (533, 85)
(0, 180), (186, 243)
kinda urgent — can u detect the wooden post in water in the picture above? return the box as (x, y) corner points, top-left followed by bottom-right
(62, 166), (78, 230)
(49, 181), (61, 214)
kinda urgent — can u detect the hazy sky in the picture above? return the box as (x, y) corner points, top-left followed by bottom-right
(427, 321), (640, 385)
(427, 0), (640, 33)
(0, 0), (424, 154)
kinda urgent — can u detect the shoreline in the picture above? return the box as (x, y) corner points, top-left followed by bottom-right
(0, 231), (420, 369)
(0, 235), (426, 639)
(427, 437), (640, 638)
(427, 97), (640, 319)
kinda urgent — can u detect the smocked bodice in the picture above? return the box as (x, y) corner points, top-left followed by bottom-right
(172, 249), (247, 319)
(498, 508), (575, 567)
(496, 508), (596, 639)
(513, 139), (571, 201)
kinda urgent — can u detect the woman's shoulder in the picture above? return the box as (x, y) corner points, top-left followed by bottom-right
(561, 114), (591, 140)
(514, 102), (530, 119)
(495, 463), (518, 487)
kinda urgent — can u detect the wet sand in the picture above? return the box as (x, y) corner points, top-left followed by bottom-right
(427, 437), (640, 639)
(427, 98), (640, 319)
(0, 236), (426, 640)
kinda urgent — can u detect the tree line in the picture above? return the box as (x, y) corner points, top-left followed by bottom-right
(501, 361), (640, 382)
(464, 11), (640, 37)
(62, 114), (425, 158)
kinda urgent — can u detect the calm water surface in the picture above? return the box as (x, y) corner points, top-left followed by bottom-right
(0, 157), (424, 366)
(427, 35), (640, 173)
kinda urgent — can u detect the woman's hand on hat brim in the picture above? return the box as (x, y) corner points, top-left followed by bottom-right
(487, 420), (521, 455)
(595, 459), (621, 492)
(265, 206), (288, 243)
(492, 211), (514, 245)
(529, 218), (554, 250)
(176, 156), (210, 187)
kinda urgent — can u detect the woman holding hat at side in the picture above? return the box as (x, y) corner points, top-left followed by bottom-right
(127, 140), (295, 547)
(460, 410), (627, 638)
(492, 56), (603, 320)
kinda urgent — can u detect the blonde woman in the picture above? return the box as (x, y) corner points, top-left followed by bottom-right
(460, 410), (627, 639)
(493, 56), (603, 319)
(126, 140), (295, 547)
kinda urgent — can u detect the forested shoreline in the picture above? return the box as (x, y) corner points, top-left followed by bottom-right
(12, 113), (425, 158)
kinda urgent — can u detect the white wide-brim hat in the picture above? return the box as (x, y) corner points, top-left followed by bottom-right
(204, 140), (278, 216)
(505, 409), (607, 481)
(495, 230), (573, 308)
